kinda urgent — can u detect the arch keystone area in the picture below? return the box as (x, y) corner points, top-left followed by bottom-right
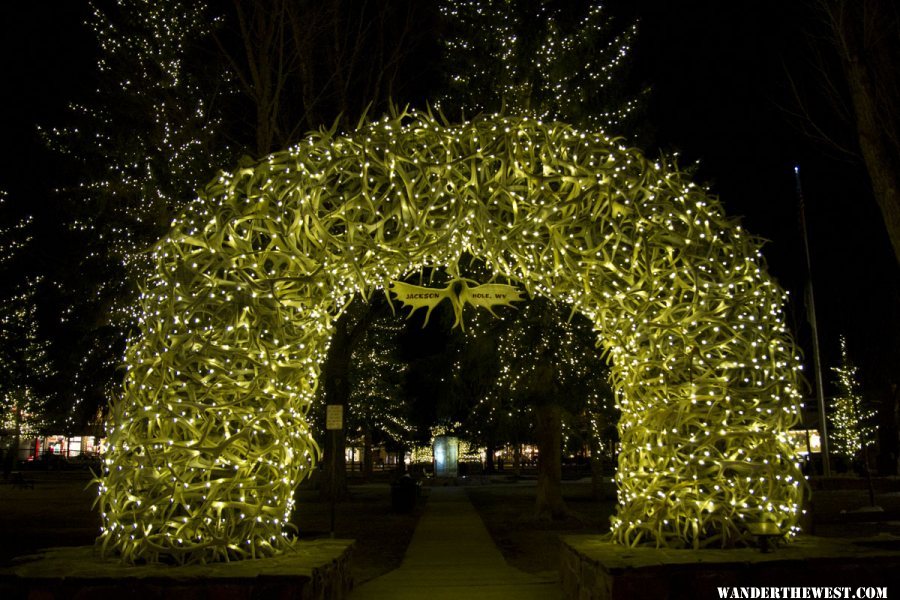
(97, 110), (806, 564)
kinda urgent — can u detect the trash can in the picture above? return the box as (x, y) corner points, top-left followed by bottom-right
(391, 474), (420, 513)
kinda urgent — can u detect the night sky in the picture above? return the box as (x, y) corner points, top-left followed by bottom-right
(627, 2), (900, 403)
(1, 2), (897, 413)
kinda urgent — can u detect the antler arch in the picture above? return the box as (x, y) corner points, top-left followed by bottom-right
(98, 110), (805, 563)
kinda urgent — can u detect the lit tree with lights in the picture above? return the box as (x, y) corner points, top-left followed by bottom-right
(50, 0), (232, 267)
(0, 284), (53, 461)
(490, 298), (613, 518)
(436, 0), (642, 131)
(0, 193), (55, 469)
(309, 302), (412, 482)
(448, 311), (509, 473)
(45, 0), (233, 429)
(445, 259), (614, 509)
(49, 0), (435, 442)
(829, 336), (877, 467)
(347, 315), (412, 478)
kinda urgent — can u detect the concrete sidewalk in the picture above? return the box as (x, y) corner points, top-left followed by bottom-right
(349, 485), (560, 599)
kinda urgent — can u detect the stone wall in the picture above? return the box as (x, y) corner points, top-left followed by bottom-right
(561, 535), (900, 600)
(0, 540), (353, 600)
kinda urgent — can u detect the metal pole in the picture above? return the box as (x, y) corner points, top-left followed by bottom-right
(330, 428), (336, 538)
(325, 403), (343, 538)
(795, 165), (832, 476)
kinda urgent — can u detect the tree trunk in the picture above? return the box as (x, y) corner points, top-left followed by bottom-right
(830, 0), (900, 267)
(484, 441), (495, 474)
(363, 430), (374, 480)
(534, 402), (567, 519)
(844, 48), (900, 268)
(396, 447), (407, 474)
(513, 442), (522, 477)
(4, 403), (22, 477)
(589, 435), (606, 501)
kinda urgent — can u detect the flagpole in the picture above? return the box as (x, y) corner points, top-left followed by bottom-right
(795, 165), (831, 476)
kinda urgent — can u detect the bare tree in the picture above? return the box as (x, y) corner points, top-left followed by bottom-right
(790, 0), (900, 266)
(214, 0), (428, 155)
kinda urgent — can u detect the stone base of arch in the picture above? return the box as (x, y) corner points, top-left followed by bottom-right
(560, 535), (900, 599)
(0, 541), (354, 599)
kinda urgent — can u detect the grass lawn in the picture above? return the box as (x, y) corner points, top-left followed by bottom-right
(0, 469), (100, 566)
(465, 478), (617, 575)
(293, 480), (423, 584)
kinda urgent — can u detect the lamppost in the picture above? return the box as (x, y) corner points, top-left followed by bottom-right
(795, 165), (832, 476)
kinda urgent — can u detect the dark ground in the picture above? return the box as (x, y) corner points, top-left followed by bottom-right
(3, 468), (900, 582)
(468, 476), (900, 574)
(465, 478), (616, 575)
(0, 469), (423, 584)
(0, 469), (99, 566)
(293, 481), (423, 583)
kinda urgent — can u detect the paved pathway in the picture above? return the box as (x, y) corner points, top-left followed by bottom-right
(349, 485), (560, 599)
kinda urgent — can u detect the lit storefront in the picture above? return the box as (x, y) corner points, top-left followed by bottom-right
(11, 435), (104, 461)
